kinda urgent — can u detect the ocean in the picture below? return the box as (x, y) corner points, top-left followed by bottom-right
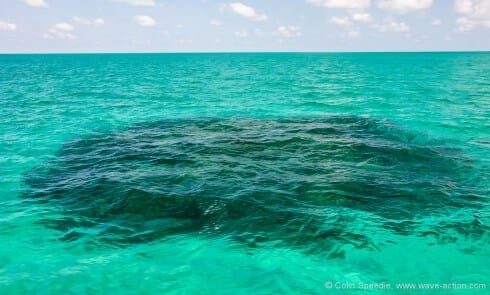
(0, 52), (488, 294)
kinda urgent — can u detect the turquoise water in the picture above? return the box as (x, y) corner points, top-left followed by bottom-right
(0, 53), (489, 294)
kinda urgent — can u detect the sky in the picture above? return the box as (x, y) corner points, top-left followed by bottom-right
(0, 0), (489, 53)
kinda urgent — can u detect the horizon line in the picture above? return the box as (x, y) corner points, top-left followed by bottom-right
(1, 50), (489, 55)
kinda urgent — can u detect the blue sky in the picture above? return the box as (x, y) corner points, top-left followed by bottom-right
(0, 0), (489, 52)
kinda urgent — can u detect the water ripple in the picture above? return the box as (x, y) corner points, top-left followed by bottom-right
(21, 116), (486, 251)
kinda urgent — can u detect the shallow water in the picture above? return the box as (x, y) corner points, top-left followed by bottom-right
(0, 53), (489, 294)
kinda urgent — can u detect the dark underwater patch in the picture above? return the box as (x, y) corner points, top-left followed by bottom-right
(21, 116), (485, 250)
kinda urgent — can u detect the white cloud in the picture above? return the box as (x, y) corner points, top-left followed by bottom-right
(23, 0), (47, 7)
(374, 20), (410, 32)
(378, 0), (433, 13)
(234, 30), (249, 38)
(93, 18), (105, 25)
(53, 23), (73, 31)
(275, 25), (302, 38)
(210, 19), (224, 26)
(306, 0), (371, 9)
(352, 12), (372, 22)
(329, 16), (352, 25)
(456, 17), (476, 30)
(111, 0), (155, 6)
(0, 20), (17, 31)
(455, 0), (490, 31)
(330, 12), (371, 27)
(228, 2), (268, 21)
(329, 12), (371, 30)
(72, 16), (105, 26)
(432, 19), (442, 25)
(44, 23), (76, 40)
(329, 16), (365, 37)
(134, 15), (156, 27)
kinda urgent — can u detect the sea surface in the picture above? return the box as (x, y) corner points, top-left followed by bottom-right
(0, 53), (489, 294)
